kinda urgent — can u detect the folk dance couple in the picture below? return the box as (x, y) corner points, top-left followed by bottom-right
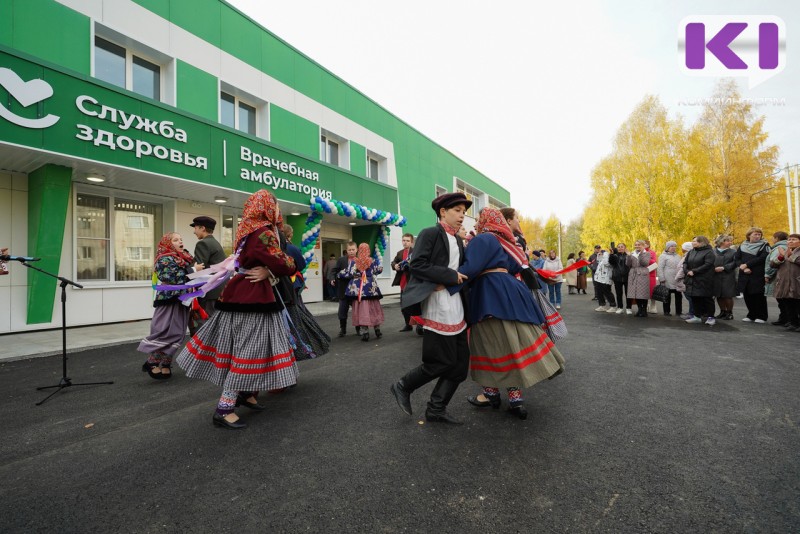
(139, 189), (327, 429)
(391, 193), (565, 424)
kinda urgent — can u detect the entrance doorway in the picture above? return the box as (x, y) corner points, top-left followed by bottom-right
(321, 239), (345, 301)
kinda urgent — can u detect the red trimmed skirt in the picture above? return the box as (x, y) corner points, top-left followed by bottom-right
(469, 318), (565, 389)
(176, 310), (298, 392)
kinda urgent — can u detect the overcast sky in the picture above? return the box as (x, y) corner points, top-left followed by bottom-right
(227, 0), (800, 223)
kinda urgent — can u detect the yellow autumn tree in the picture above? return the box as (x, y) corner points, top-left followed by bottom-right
(542, 215), (562, 253)
(688, 79), (781, 241)
(519, 215), (544, 250)
(582, 95), (696, 251)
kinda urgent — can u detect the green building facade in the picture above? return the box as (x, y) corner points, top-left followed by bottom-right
(0, 0), (509, 333)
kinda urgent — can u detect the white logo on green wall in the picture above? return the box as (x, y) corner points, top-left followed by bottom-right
(0, 68), (60, 128)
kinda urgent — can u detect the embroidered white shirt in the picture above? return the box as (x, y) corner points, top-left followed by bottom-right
(420, 233), (466, 336)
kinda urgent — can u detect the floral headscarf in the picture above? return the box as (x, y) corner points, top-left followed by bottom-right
(355, 243), (373, 272)
(235, 189), (283, 247)
(155, 232), (194, 268)
(474, 208), (528, 266)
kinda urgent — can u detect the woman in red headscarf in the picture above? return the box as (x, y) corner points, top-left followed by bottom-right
(457, 208), (565, 420)
(138, 232), (200, 379)
(340, 242), (384, 341)
(176, 190), (297, 430)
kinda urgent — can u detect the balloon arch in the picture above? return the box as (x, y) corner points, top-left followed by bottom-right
(298, 196), (407, 274)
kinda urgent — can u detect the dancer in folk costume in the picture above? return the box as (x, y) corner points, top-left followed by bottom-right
(138, 232), (201, 380)
(390, 192), (471, 424)
(280, 224), (331, 359)
(341, 243), (385, 341)
(176, 190), (297, 429)
(460, 208), (565, 420)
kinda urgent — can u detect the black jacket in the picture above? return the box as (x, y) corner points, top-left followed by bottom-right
(334, 254), (352, 300)
(400, 225), (467, 315)
(391, 247), (413, 287)
(734, 242), (770, 295)
(608, 252), (629, 283)
(683, 245), (716, 297)
(193, 235), (227, 300)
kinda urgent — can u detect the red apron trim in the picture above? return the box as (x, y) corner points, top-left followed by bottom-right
(469, 340), (556, 373)
(470, 332), (551, 364)
(414, 316), (466, 333)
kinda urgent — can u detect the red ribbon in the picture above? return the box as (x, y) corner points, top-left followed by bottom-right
(357, 271), (367, 302)
(536, 259), (590, 280)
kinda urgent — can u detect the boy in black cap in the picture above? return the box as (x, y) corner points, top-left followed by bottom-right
(190, 215), (227, 334)
(390, 192), (471, 424)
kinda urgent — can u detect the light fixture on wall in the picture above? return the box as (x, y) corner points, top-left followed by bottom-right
(214, 196), (228, 204)
(86, 175), (105, 183)
(290, 212), (301, 216)
(348, 222), (357, 226)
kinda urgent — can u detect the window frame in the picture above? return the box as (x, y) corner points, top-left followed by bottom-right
(366, 150), (386, 182)
(73, 186), (166, 287)
(93, 35), (163, 101)
(454, 180), (486, 218)
(320, 129), (349, 169)
(220, 90), (258, 136)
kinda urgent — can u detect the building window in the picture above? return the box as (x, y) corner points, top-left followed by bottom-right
(94, 36), (161, 100)
(321, 134), (340, 166)
(114, 199), (161, 281)
(220, 91), (257, 135)
(368, 156), (379, 180)
(126, 247), (151, 261)
(76, 193), (162, 282)
(76, 195), (110, 281)
(455, 181), (485, 218)
(127, 215), (148, 229)
(220, 209), (243, 255)
(366, 151), (386, 182)
(488, 197), (506, 210)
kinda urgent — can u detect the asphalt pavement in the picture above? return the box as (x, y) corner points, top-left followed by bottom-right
(0, 293), (798, 533)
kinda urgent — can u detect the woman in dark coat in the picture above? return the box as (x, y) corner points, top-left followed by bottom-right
(734, 227), (770, 323)
(609, 243), (631, 314)
(713, 235), (737, 320)
(683, 235), (717, 325)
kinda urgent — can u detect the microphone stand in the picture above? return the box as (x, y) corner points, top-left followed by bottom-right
(18, 260), (114, 405)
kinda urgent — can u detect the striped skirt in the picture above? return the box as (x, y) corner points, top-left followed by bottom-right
(176, 310), (298, 392)
(469, 318), (565, 389)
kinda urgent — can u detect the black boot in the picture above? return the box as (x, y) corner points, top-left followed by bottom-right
(425, 378), (464, 424)
(390, 367), (432, 416)
(374, 327), (382, 339)
(338, 319), (346, 338)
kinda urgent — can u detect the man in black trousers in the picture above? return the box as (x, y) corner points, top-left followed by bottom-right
(391, 232), (415, 331)
(334, 241), (357, 337)
(390, 192), (471, 424)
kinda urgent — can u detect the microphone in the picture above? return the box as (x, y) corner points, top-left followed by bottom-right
(0, 255), (41, 262)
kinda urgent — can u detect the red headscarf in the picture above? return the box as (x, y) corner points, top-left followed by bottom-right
(235, 190), (283, 248)
(355, 243), (373, 272)
(474, 208), (528, 266)
(155, 232), (194, 268)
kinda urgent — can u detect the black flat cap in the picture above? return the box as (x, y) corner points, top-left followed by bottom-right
(431, 192), (472, 214)
(190, 215), (217, 230)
